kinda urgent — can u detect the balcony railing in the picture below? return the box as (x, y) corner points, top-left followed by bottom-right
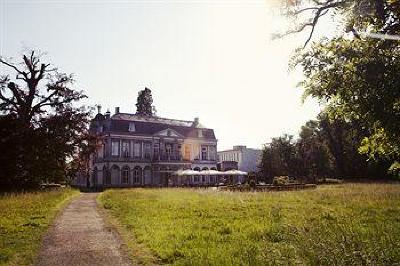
(94, 152), (188, 163)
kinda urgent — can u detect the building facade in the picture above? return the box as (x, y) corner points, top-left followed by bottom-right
(85, 108), (218, 187)
(217, 145), (261, 173)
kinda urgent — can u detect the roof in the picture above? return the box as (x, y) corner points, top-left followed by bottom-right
(217, 146), (261, 153)
(111, 113), (206, 128)
(95, 113), (216, 140)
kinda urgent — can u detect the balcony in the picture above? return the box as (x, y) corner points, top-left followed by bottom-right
(94, 152), (185, 163)
(152, 153), (183, 162)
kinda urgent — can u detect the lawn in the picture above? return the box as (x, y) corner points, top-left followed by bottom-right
(99, 184), (400, 265)
(0, 188), (79, 266)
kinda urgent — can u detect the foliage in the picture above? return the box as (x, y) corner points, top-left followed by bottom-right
(272, 176), (290, 185)
(294, 36), (400, 176)
(259, 112), (390, 181)
(135, 87), (155, 116)
(280, 0), (400, 47)
(0, 51), (93, 190)
(260, 134), (299, 181)
(0, 188), (78, 265)
(281, 0), (400, 176)
(99, 185), (400, 265)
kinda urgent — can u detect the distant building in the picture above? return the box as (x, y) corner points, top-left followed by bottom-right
(217, 161), (238, 171)
(81, 107), (218, 187)
(217, 145), (261, 173)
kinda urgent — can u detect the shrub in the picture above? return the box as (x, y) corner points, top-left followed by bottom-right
(272, 176), (290, 186)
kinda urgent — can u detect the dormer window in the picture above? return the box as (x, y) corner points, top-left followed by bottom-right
(198, 130), (203, 138)
(129, 122), (136, 132)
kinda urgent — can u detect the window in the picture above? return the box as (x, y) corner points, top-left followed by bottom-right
(166, 144), (172, 157)
(198, 130), (203, 138)
(144, 143), (151, 159)
(201, 146), (208, 160)
(128, 122), (135, 132)
(178, 145), (182, 156)
(97, 144), (104, 158)
(134, 168), (141, 184)
(194, 146), (200, 160)
(194, 176), (199, 182)
(184, 145), (191, 160)
(111, 165), (119, 184)
(122, 167), (129, 184)
(122, 141), (130, 157)
(209, 146), (216, 161)
(144, 167), (151, 183)
(153, 143), (159, 159)
(134, 143), (141, 157)
(111, 140), (119, 156)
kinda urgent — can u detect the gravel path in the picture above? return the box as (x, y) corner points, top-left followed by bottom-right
(36, 193), (132, 266)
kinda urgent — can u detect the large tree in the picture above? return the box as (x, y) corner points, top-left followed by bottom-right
(0, 51), (92, 189)
(279, 0), (400, 177)
(135, 87), (155, 116)
(259, 113), (390, 182)
(293, 36), (400, 176)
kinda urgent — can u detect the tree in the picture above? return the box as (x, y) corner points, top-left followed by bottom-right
(294, 37), (400, 176)
(280, 0), (400, 47)
(259, 134), (299, 181)
(135, 87), (155, 116)
(259, 113), (390, 182)
(0, 51), (92, 190)
(296, 119), (333, 179)
(279, 0), (400, 177)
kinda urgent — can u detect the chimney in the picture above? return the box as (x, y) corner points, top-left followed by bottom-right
(115, 107), (120, 114)
(193, 117), (199, 127)
(105, 109), (111, 119)
(97, 105), (102, 114)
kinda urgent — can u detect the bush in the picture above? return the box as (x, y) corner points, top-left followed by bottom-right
(272, 176), (289, 186)
(249, 179), (257, 189)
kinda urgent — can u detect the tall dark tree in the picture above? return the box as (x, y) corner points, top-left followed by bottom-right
(259, 134), (299, 181)
(278, 0), (400, 177)
(296, 119), (333, 179)
(0, 51), (92, 190)
(259, 113), (391, 182)
(135, 87), (154, 116)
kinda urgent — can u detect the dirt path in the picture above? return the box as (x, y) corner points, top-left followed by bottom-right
(36, 193), (132, 266)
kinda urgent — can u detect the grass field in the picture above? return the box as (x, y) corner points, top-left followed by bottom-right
(0, 188), (79, 266)
(99, 184), (400, 265)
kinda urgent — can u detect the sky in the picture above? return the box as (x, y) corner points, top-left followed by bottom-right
(0, 0), (335, 150)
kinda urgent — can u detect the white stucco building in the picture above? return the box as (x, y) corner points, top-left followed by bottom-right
(217, 145), (261, 173)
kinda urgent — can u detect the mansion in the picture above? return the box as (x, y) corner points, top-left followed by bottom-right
(81, 107), (218, 187)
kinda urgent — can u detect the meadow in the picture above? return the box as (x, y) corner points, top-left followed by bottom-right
(0, 188), (78, 266)
(99, 184), (400, 265)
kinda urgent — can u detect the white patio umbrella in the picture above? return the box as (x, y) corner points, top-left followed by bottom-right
(174, 169), (200, 176)
(223, 169), (248, 175)
(199, 169), (221, 175)
(208, 170), (222, 175)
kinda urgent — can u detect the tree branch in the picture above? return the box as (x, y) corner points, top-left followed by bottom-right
(0, 58), (28, 80)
